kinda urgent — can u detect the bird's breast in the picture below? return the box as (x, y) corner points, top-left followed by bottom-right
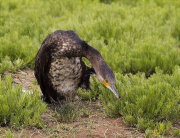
(48, 57), (82, 98)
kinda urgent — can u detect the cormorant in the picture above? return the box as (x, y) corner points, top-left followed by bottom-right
(35, 30), (119, 103)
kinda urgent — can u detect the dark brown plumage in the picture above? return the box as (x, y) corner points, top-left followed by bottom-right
(35, 30), (119, 103)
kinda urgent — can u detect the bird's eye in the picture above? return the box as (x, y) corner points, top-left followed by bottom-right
(105, 80), (108, 83)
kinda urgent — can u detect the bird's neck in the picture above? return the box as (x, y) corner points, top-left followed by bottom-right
(84, 46), (105, 76)
(85, 46), (103, 62)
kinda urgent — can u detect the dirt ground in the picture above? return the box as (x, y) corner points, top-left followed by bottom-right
(0, 69), (147, 138)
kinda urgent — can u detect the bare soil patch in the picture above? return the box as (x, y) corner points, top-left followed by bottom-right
(1, 69), (145, 137)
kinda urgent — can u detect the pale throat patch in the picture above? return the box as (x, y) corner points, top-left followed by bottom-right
(97, 75), (104, 83)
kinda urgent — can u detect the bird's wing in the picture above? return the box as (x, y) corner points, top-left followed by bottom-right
(34, 34), (54, 102)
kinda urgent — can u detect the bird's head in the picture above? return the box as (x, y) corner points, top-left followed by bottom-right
(83, 43), (119, 99)
(102, 79), (119, 99)
(96, 64), (119, 99)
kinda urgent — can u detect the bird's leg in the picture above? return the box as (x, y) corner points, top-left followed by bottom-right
(57, 98), (62, 107)
(41, 95), (45, 101)
(85, 67), (96, 76)
(80, 67), (96, 90)
(41, 95), (51, 104)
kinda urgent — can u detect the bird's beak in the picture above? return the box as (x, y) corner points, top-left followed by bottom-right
(108, 84), (119, 99)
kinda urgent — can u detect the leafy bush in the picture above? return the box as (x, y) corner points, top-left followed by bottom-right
(100, 66), (180, 133)
(4, 130), (14, 138)
(77, 75), (101, 100)
(0, 0), (180, 76)
(0, 75), (46, 129)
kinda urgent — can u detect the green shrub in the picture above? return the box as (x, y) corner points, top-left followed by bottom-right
(77, 75), (101, 100)
(4, 130), (14, 138)
(100, 66), (180, 132)
(0, 75), (46, 129)
(152, 122), (171, 136)
(173, 129), (180, 137)
(0, 0), (180, 75)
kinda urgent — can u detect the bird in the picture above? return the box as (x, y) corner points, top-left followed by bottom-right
(34, 30), (119, 103)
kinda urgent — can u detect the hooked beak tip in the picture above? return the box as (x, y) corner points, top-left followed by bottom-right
(109, 84), (119, 99)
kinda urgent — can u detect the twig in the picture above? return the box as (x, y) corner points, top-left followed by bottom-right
(104, 128), (108, 138)
(123, 127), (136, 130)
(112, 118), (120, 124)
(30, 131), (41, 138)
(68, 124), (76, 133)
(107, 121), (110, 125)
(18, 129), (24, 138)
